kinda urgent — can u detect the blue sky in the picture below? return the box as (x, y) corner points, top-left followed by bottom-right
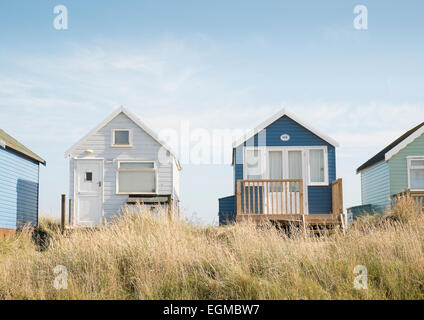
(1, 1), (424, 224)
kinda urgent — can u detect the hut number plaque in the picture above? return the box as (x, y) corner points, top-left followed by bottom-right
(280, 134), (290, 142)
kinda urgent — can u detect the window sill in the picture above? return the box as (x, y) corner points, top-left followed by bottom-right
(308, 182), (329, 187)
(117, 192), (157, 195)
(111, 145), (133, 148)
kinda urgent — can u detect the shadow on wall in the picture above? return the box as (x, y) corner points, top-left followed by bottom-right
(16, 179), (39, 229)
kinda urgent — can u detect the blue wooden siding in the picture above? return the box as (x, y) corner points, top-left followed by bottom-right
(360, 160), (390, 210)
(233, 115), (336, 214)
(0, 147), (40, 230)
(218, 195), (236, 225)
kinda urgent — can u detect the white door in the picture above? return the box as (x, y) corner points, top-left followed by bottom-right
(264, 149), (307, 214)
(75, 159), (103, 226)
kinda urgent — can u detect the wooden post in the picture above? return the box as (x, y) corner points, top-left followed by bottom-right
(339, 213), (346, 234)
(168, 195), (174, 220)
(68, 198), (73, 226)
(299, 180), (304, 215)
(302, 214), (307, 237)
(236, 180), (242, 216)
(332, 179), (343, 215)
(61, 194), (66, 234)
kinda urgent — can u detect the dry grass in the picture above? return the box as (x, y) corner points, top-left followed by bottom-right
(0, 197), (424, 300)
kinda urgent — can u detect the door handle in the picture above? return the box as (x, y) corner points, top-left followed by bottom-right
(98, 181), (102, 187)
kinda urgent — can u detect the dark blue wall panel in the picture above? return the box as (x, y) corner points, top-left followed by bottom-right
(218, 195), (236, 225)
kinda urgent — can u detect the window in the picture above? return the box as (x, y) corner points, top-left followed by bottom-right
(117, 161), (156, 194)
(85, 171), (93, 182)
(288, 151), (303, 180)
(309, 149), (325, 183)
(408, 158), (424, 190)
(268, 151), (283, 179)
(308, 148), (328, 186)
(245, 149), (264, 179)
(113, 129), (131, 146)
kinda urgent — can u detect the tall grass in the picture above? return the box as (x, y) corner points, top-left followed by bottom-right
(0, 197), (423, 300)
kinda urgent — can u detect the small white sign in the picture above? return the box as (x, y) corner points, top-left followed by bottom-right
(280, 134), (290, 142)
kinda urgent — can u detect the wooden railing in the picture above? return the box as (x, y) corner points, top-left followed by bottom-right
(236, 179), (304, 215)
(332, 178), (343, 215)
(393, 190), (424, 212)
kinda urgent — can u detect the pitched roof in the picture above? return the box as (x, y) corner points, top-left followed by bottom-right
(64, 107), (181, 170)
(357, 122), (424, 173)
(0, 129), (46, 165)
(232, 108), (340, 149)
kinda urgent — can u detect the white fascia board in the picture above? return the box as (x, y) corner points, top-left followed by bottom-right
(385, 126), (424, 161)
(232, 108), (340, 149)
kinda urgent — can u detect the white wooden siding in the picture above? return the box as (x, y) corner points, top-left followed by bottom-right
(172, 158), (180, 201)
(69, 112), (174, 220)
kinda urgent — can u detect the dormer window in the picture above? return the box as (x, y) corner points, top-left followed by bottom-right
(112, 129), (132, 147)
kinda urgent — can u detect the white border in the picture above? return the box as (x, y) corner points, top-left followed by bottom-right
(73, 158), (104, 226)
(116, 159), (158, 195)
(307, 146), (329, 186)
(111, 128), (133, 147)
(242, 146), (329, 186)
(407, 156), (424, 191)
(232, 108), (339, 149)
(385, 125), (424, 161)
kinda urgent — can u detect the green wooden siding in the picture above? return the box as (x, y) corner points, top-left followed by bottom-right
(389, 133), (424, 195)
(361, 160), (390, 209)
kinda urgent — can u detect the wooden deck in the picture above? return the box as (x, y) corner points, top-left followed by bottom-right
(237, 213), (341, 223)
(235, 178), (345, 232)
(393, 190), (424, 212)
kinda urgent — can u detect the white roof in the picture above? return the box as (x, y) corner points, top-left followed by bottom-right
(385, 124), (424, 161)
(64, 106), (181, 169)
(232, 108), (340, 148)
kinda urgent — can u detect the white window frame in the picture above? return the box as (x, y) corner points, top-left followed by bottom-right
(407, 156), (424, 191)
(243, 146), (329, 186)
(112, 129), (133, 147)
(116, 160), (158, 195)
(84, 171), (93, 182)
(243, 147), (267, 180)
(307, 146), (329, 186)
